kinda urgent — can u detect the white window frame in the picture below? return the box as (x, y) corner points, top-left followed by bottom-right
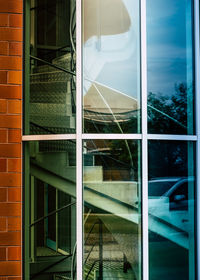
(22, 0), (200, 279)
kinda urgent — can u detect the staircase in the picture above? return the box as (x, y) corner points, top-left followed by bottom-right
(30, 53), (75, 135)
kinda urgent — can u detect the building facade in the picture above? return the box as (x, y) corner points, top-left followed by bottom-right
(0, 0), (200, 279)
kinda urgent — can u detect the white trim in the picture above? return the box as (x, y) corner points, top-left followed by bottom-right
(22, 134), (76, 141)
(76, 0), (83, 278)
(22, 134), (197, 142)
(82, 134), (142, 140)
(141, 0), (148, 279)
(147, 134), (197, 141)
(194, 0), (200, 279)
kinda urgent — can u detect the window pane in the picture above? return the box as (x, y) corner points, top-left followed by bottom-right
(148, 141), (195, 280)
(83, 140), (141, 279)
(83, 0), (141, 133)
(147, 0), (194, 134)
(25, 0), (76, 135)
(25, 140), (76, 279)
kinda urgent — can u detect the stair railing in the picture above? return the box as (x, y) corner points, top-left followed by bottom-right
(71, 208), (92, 280)
(69, 1), (76, 113)
(30, 202), (76, 279)
(30, 201), (76, 228)
(30, 55), (76, 76)
(84, 219), (103, 280)
(31, 254), (72, 280)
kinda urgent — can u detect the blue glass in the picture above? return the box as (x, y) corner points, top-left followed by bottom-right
(147, 0), (194, 134)
(148, 141), (195, 280)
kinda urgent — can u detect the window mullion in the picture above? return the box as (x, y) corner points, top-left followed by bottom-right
(141, 0), (148, 280)
(76, 0), (83, 278)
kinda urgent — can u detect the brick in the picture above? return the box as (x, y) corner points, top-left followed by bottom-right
(0, 159), (7, 172)
(0, 248), (6, 260)
(0, 72), (7, 84)
(0, 42), (8, 55)
(0, 173), (21, 187)
(0, 57), (22, 70)
(9, 42), (22, 56)
(8, 247), (21, 261)
(0, 15), (9, 27)
(8, 188), (21, 202)
(0, 130), (7, 143)
(0, 85), (21, 99)
(0, 217), (6, 231)
(8, 217), (21, 231)
(0, 188), (7, 202)
(0, 203), (21, 217)
(9, 15), (22, 28)
(0, 28), (22, 42)
(8, 130), (21, 143)
(0, 261), (21, 276)
(0, 115), (21, 129)
(0, 144), (21, 157)
(8, 72), (22, 85)
(8, 277), (22, 280)
(0, 100), (7, 113)
(0, 0), (23, 14)
(8, 100), (21, 114)
(8, 159), (21, 172)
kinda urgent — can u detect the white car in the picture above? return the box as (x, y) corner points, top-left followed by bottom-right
(148, 177), (194, 241)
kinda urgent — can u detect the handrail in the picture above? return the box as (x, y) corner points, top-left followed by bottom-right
(148, 104), (187, 129)
(55, 275), (71, 280)
(30, 122), (76, 139)
(84, 242), (97, 265)
(69, 5), (76, 54)
(84, 221), (99, 246)
(31, 254), (72, 279)
(85, 260), (99, 280)
(71, 243), (76, 280)
(30, 121), (56, 134)
(71, 208), (92, 280)
(30, 55), (76, 76)
(30, 202), (75, 227)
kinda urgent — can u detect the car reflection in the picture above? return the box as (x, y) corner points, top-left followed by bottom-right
(149, 177), (194, 234)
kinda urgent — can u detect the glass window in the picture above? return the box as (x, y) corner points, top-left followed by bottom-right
(25, 0), (76, 135)
(83, 0), (141, 133)
(83, 140), (141, 279)
(23, 0), (197, 279)
(147, 0), (194, 134)
(25, 140), (76, 279)
(148, 141), (195, 280)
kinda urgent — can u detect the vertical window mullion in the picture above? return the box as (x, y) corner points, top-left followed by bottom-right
(76, 0), (83, 278)
(194, 0), (200, 279)
(141, 0), (148, 280)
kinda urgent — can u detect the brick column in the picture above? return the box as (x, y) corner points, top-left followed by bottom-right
(0, 0), (23, 279)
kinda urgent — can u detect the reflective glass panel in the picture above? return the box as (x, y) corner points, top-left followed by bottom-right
(83, 0), (141, 133)
(83, 140), (141, 279)
(148, 141), (195, 280)
(26, 0), (76, 135)
(147, 0), (194, 134)
(25, 140), (76, 279)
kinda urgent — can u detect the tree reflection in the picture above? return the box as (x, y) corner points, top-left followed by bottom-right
(148, 83), (193, 134)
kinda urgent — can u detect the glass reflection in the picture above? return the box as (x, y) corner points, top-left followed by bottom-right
(83, 0), (141, 133)
(27, 140), (76, 279)
(147, 0), (194, 134)
(148, 141), (195, 280)
(27, 0), (76, 135)
(83, 140), (141, 279)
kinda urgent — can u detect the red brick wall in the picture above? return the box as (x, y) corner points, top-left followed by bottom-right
(0, 0), (23, 279)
